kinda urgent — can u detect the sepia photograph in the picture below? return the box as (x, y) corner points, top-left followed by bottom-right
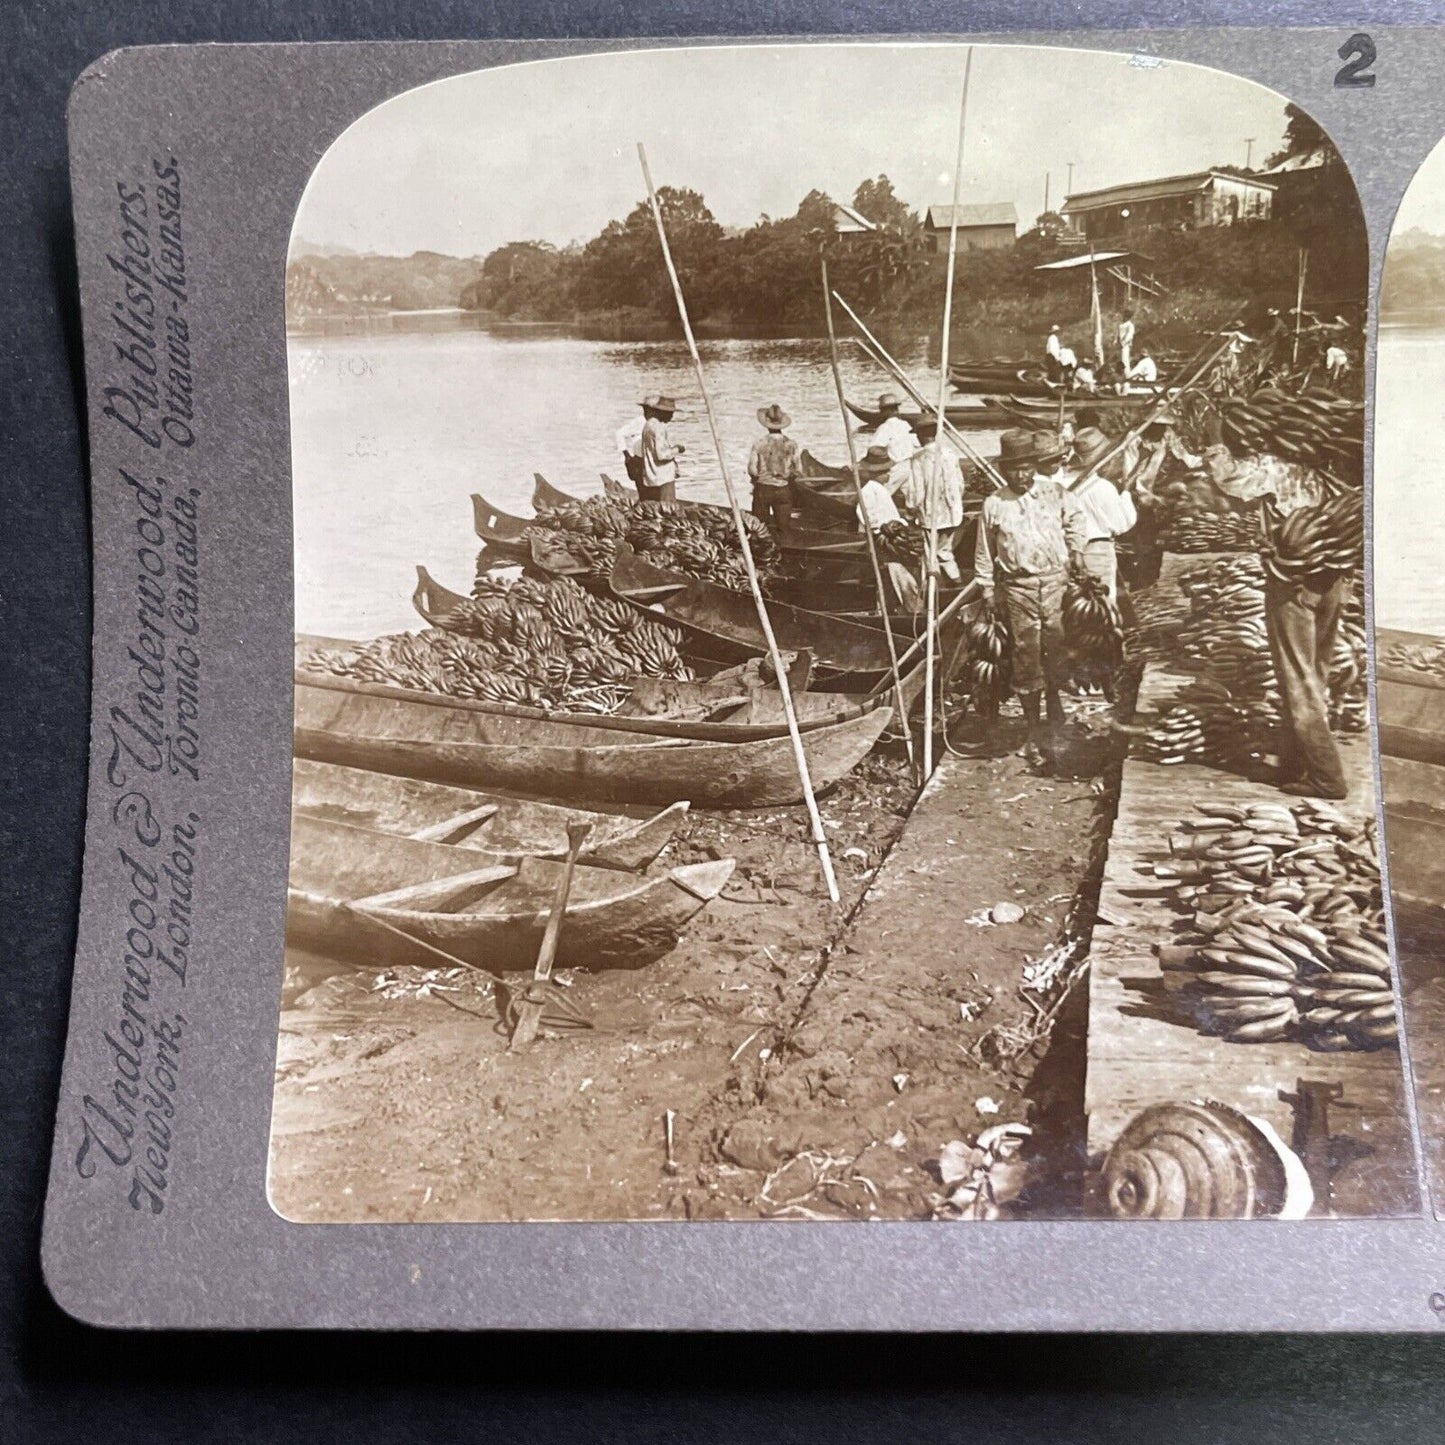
(267, 42), (1411, 1225)
(1374, 144), (1445, 1212)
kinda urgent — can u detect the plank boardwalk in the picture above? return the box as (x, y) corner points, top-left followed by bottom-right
(1085, 555), (1420, 1218)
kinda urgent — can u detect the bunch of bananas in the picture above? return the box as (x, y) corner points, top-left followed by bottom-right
(300, 574), (691, 712)
(519, 495), (778, 593)
(1153, 799), (1395, 1051)
(958, 601), (1012, 717)
(1217, 388), (1364, 483)
(1063, 570), (1123, 689)
(876, 520), (925, 564)
(1159, 509), (1260, 555)
(1382, 638), (1445, 680)
(1260, 491), (1364, 583)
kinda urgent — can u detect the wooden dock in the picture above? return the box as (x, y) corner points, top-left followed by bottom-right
(1084, 559), (1420, 1218)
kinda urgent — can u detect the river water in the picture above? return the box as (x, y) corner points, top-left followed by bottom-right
(1375, 320), (1445, 636)
(288, 314), (984, 637)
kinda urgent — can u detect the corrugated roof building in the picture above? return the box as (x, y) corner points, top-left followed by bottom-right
(1061, 169), (1276, 241)
(924, 202), (1018, 251)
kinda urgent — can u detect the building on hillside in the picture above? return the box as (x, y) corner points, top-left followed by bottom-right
(1061, 169), (1277, 242)
(829, 201), (878, 236)
(924, 202), (1018, 251)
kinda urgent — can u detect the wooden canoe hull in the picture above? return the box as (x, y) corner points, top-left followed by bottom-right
(846, 400), (1016, 433)
(286, 815), (733, 972)
(291, 758), (687, 870)
(294, 698), (894, 807)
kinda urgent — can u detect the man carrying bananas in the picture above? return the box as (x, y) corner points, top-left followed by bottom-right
(974, 429), (1089, 773)
(1198, 445), (1348, 801)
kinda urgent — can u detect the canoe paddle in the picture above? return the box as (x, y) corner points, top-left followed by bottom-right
(508, 821), (592, 1051)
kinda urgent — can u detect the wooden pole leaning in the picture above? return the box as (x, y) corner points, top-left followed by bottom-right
(1292, 248), (1309, 369)
(831, 289), (1006, 491)
(638, 143), (839, 903)
(819, 250), (916, 776)
(925, 51), (975, 777)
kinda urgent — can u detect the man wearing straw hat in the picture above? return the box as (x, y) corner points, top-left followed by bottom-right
(638, 394), (685, 504)
(746, 402), (802, 532)
(1064, 426), (1139, 605)
(974, 429), (1088, 771)
(870, 392), (919, 494)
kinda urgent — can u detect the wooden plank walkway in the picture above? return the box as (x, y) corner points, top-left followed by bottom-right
(1084, 556), (1420, 1218)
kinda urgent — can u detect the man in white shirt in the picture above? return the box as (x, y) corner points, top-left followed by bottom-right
(1045, 323), (1064, 380)
(1065, 427), (1138, 604)
(1073, 357), (1099, 393)
(855, 445), (904, 530)
(870, 393), (919, 493)
(1116, 312), (1136, 375)
(901, 442), (966, 581)
(1128, 353), (1159, 385)
(638, 394), (685, 502)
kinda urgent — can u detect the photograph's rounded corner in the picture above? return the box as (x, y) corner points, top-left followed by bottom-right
(38, 1218), (142, 1332)
(66, 44), (176, 136)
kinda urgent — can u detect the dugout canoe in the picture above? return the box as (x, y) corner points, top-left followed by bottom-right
(291, 758), (687, 871)
(299, 629), (867, 744)
(609, 542), (896, 679)
(293, 690), (894, 806)
(949, 365), (1176, 399)
(471, 494), (532, 554)
(846, 399), (1017, 433)
(287, 813), (734, 972)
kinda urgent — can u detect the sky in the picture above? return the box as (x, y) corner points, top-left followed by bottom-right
(293, 42), (1298, 257)
(1391, 132), (1445, 238)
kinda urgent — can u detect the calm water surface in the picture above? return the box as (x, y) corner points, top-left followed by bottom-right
(288, 315), (992, 636)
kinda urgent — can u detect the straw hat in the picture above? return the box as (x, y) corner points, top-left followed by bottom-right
(1072, 427), (1113, 471)
(858, 444), (894, 479)
(877, 392), (904, 413)
(1031, 431), (1066, 468)
(757, 403), (792, 431)
(998, 429), (1036, 470)
(641, 394), (678, 416)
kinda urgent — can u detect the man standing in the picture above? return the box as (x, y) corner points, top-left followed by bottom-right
(975, 429), (1088, 771)
(857, 446), (921, 613)
(1065, 427), (1138, 605)
(746, 402), (801, 531)
(639, 394), (685, 504)
(1045, 323), (1065, 381)
(1197, 443), (1347, 799)
(901, 442), (966, 582)
(615, 407), (646, 487)
(1116, 311), (1136, 375)
(871, 393), (920, 494)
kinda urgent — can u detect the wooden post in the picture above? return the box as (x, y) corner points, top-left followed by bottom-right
(925, 49), (975, 777)
(638, 144), (839, 902)
(509, 821), (590, 1050)
(820, 249), (916, 775)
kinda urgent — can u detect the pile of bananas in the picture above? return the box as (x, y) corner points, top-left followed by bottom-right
(1153, 799), (1395, 1051)
(1217, 388), (1364, 483)
(519, 495), (778, 593)
(1159, 508), (1260, 554)
(1138, 556), (1368, 767)
(1382, 638), (1445, 679)
(301, 574), (691, 712)
(1260, 491), (1363, 583)
(957, 601), (1012, 717)
(1063, 570), (1123, 689)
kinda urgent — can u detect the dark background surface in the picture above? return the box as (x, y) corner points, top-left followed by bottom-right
(6, 1), (1445, 1437)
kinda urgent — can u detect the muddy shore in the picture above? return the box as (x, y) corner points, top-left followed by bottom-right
(269, 701), (1121, 1224)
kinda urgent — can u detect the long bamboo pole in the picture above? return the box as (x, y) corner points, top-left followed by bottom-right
(924, 51), (975, 777)
(820, 250), (916, 775)
(637, 144), (839, 902)
(1292, 248), (1309, 368)
(831, 290), (1006, 490)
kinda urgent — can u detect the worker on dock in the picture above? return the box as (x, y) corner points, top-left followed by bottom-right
(747, 402), (801, 531)
(870, 393), (919, 492)
(638, 394), (685, 504)
(975, 429), (1088, 772)
(1197, 442), (1347, 800)
(1064, 427), (1138, 606)
(1045, 323), (1065, 381)
(858, 446), (923, 613)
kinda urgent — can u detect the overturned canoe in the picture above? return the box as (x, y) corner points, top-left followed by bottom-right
(287, 813), (734, 972)
(291, 758), (687, 871)
(609, 542), (896, 679)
